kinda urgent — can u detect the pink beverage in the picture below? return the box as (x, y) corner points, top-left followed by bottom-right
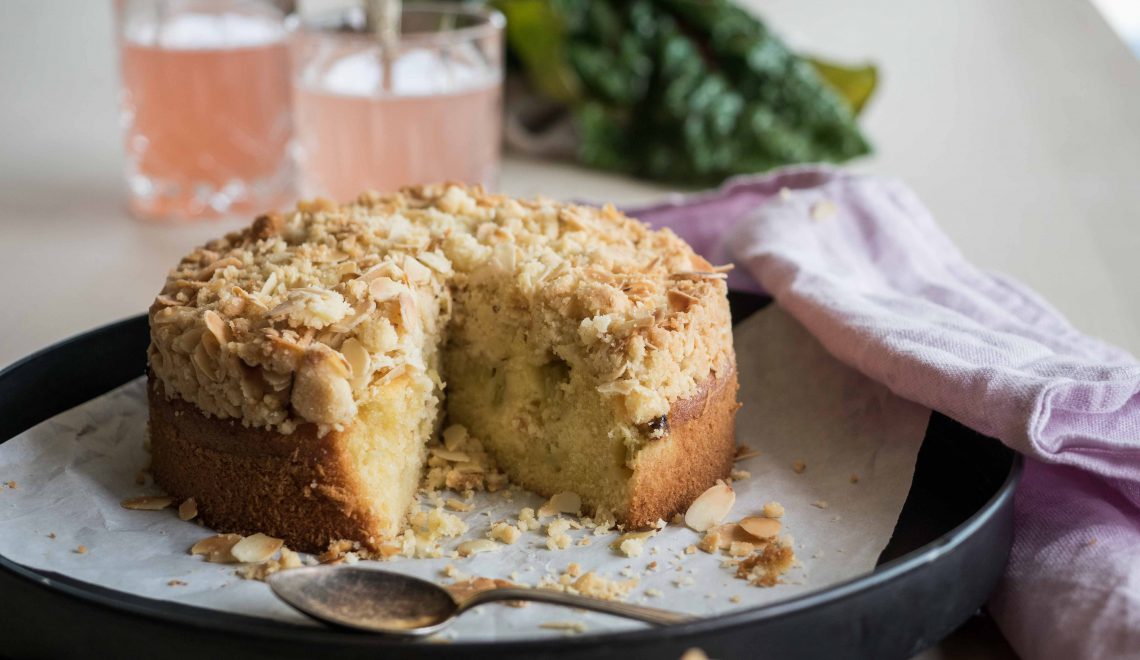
(294, 80), (501, 201)
(291, 5), (505, 200)
(117, 3), (293, 220)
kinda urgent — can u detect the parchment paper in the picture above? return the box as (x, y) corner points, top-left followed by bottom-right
(0, 306), (930, 640)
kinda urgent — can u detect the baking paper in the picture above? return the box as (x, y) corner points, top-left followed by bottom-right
(0, 306), (930, 640)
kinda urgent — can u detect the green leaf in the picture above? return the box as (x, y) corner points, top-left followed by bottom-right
(809, 57), (878, 116)
(490, 0), (583, 104)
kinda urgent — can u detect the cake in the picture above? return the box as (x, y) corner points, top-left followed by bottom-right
(147, 185), (738, 553)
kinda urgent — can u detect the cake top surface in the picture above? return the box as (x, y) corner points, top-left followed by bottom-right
(148, 185), (733, 433)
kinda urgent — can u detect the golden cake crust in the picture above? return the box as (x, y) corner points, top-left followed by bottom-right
(627, 365), (740, 527)
(147, 374), (388, 553)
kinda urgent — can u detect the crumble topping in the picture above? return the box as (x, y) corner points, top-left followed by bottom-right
(148, 185), (733, 436)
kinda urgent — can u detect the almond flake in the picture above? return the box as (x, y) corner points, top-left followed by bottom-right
(121, 496), (173, 511)
(403, 255), (432, 283)
(739, 516), (782, 540)
(368, 276), (403, 302)
(178, 498), (198, 521)
(684, 482), (735, 532)
(231, 533), (284, 563)
(190, 534), (243, 564)
(457, 539), (498, 557)
(202, 309), (230, 344)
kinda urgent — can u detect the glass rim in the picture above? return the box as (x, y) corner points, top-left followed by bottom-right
(289, 2), (505, 48)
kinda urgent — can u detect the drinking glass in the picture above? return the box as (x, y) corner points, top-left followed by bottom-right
(115, 0), (294, 221)
(290, 3), (505, 200)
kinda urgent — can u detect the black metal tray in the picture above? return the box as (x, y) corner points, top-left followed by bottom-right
(0, 294), (1020, 659)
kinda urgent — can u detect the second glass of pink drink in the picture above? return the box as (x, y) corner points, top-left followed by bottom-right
(290, 4), (505, 200)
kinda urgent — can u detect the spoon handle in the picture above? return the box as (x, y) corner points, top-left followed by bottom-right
(458, 587), (697, 626)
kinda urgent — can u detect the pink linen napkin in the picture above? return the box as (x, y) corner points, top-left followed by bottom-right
(627, 167), (1140, 660)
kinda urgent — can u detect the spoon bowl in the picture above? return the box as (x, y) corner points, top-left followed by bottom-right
(268, 566), (696, 636)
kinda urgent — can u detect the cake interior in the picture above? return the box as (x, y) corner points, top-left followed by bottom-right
(340, 373), (440, 540)
(442, 277), (641, 521)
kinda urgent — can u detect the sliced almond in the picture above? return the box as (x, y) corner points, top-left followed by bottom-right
(397, 292), (421, 332)
(231, 533), (284, 563)
(457, 539), (499, 557)
(339, 338), (371, 390)
(178, 498), (198, 521)
(403, 255), (433, 283)
(368, 276), (403, 302)
(416, 251), (452, 274)
(667, 289), (700, 313)
(684, 483), (735, 532)
(739, 516), (782, 540)
(202, 309), (230, 344)
(190, 534), (243, 563)
(121, 496), (173, 511)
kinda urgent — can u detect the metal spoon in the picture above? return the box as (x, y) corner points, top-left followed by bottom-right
(268, 566), (696, 635)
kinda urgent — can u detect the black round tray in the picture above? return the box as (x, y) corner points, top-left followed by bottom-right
(0, 294), (1020, 660)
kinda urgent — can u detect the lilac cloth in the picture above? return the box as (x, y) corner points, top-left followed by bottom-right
(627, 168), (1140, 660)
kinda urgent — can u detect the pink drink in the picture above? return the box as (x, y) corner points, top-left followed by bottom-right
(290, 6), (505, 200)
(118, 9), (293, 220)
(294, 81), (501, 200)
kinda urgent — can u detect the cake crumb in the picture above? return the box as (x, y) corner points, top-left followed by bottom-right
(488, 521), (521, 545)
(5, 481), (16, 489)
(168, 579), (188, 587)
(447, 577), (519, 603)
(728, 541), (756, 558)
(645, 588), (663, 598)
(517, 507), (539, 532)
(566, 562), (582, 577)
(545, 519), (572, 550)
(684, 545), (698, 555)
(736, 543), (796, 587)
(612, 530), (655, 558)
(730, 595), (742, 604)
(646, 561), (658, 571)
(811, 500), (829, 510)
(730, 469), (751, 481)
(850, 473), (860, 484)
(445, 499), (473, 512)
(571, 571), (637, 601)
(441, 564), (467, 579)
(47, 533), (56, 540)
(681, 649), (710, 660)
(75, 545), (88, 554)
(674, 575), (695, 588)
(762, 502), (785, 519)
(792, 460), (806, 474)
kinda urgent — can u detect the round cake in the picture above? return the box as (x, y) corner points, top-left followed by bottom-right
(147, 185), (738, 553)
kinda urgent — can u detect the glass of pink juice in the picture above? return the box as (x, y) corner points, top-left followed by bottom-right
(290, 4), (505, 200)
(115, 0), (294, 221)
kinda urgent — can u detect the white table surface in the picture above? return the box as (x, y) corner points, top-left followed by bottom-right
(3, 1), (1138, 657)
